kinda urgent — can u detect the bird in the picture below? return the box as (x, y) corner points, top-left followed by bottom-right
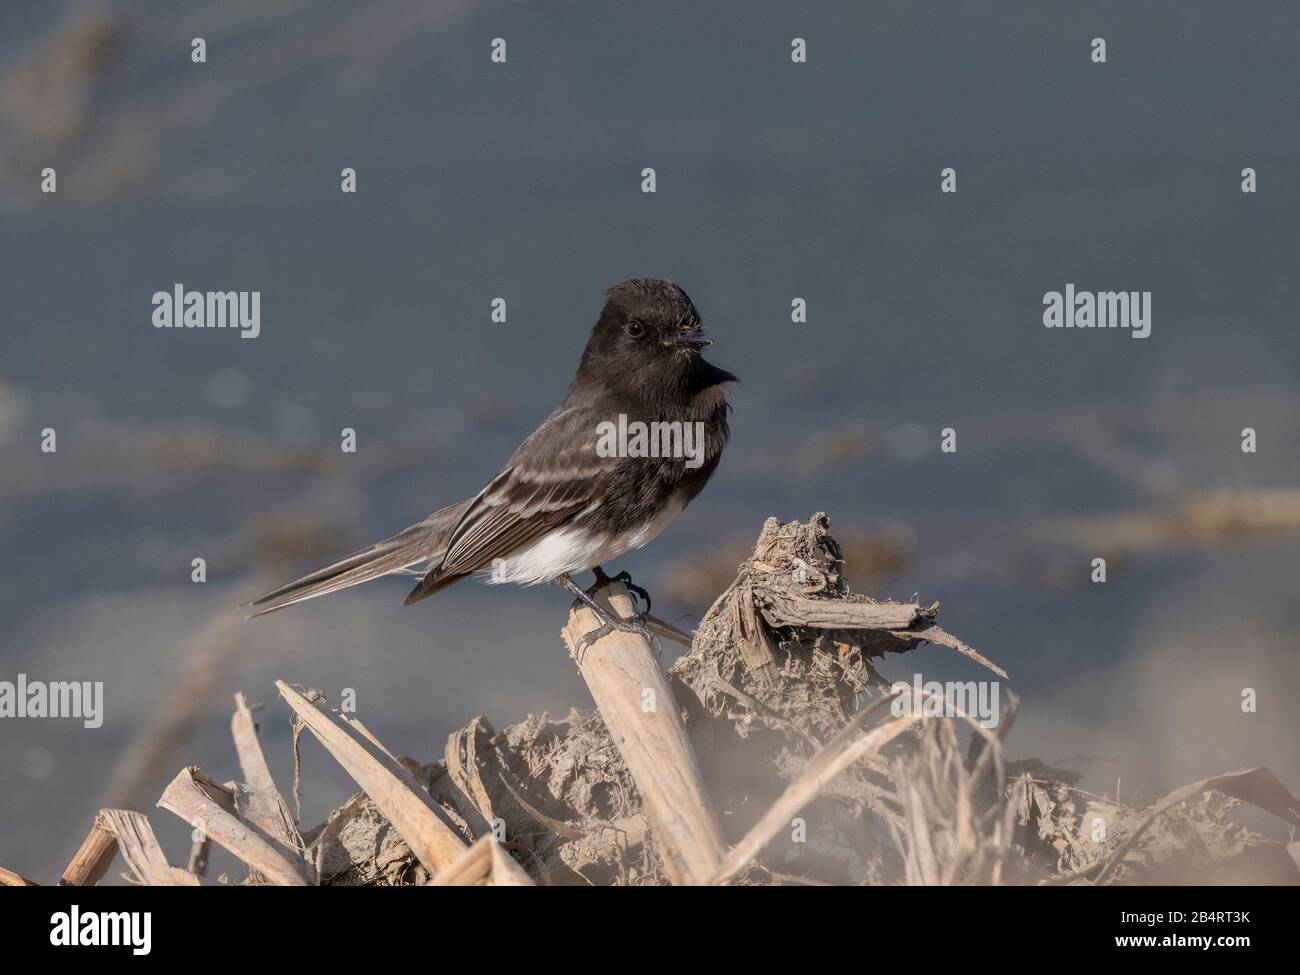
(246, 278), (737, 644)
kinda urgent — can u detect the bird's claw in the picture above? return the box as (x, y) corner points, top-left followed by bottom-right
(574, 611), (653, 652)
(586, 566), (652, 616)
(611, 570), (652, 616)
(560, 568), (657, 653)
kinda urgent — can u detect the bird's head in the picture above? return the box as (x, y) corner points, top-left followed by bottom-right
(584, 278), (715, 366)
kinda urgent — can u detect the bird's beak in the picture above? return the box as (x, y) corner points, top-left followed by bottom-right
(671, 326), (713, 350)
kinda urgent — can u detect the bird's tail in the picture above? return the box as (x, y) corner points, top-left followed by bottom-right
(402, 566), (470, 606)
(244, 500), (469, 618)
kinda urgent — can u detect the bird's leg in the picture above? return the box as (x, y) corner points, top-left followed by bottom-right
(556, 573), (652, 650)
(585, 565), (613, 595)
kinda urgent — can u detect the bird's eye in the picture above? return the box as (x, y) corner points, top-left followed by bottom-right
(625, 320), (644, 337)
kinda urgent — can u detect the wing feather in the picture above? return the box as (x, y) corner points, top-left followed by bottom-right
(404, 407), (618, 603)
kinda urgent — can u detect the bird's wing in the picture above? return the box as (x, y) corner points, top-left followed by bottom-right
(405, 414), (617, 602)
(434, 457), (612, 576)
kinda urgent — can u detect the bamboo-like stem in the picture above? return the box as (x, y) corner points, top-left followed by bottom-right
(428, 834), (535, 886)
(100, 809), (200, 886)
(561, 582), (727, 885)
(230, 692), (306, 864)
(275, 681), (467, 876)
(157, 767), (310, 886)
(0, 865), (39, 886)
(59, 815), (118, 886)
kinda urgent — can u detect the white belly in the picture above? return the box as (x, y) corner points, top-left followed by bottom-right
(480, 492), (688, 587)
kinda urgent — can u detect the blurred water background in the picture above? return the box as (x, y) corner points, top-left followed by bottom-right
(1, 0), (1297, 881)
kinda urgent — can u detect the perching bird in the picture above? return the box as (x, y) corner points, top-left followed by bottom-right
(247, 278), (736, 642)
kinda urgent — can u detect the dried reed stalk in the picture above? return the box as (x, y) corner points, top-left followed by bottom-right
(561, 582), (727, 885)
(429, 834), (535, 886)
(100, 809), (199, 886)
(888, 716), (1019, 886)
(1091, 766), (1300, 885)
(275, 680), (467, 875)
(157, 766), (309, 886)
(0, 865), (38, 886)
(709, 692), (913, 884)
(59, 817), (118, 886)
(230, 692), (305, 860)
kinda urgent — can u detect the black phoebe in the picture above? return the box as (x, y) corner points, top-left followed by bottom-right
(248, 279), (736, 638)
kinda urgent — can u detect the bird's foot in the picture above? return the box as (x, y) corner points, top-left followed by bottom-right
(558, 572), (654, 651)
(586, 565), (652, 617)
(573, 611), (655, 652)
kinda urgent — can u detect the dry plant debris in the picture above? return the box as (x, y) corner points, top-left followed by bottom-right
(4, 514), (1296, 887)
